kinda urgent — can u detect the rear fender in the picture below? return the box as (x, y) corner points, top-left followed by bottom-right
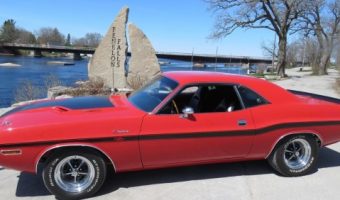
(265, 130), (323, 159)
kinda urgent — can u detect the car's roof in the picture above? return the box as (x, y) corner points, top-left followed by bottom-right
(164, 71), (257, 84)
(163, 71), (297, 104)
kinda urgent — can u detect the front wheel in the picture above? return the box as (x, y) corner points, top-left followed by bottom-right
(268, 135), (319, 176)
(42, 151), (107, 200)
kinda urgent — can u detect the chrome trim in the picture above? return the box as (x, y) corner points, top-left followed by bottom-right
(238, 120), (247, 126)
(180, 107), (194, 118)
(265, 131), (323, 159)
(234, 85), (246, 109)
(35, 143), (116, 174)
(54, 155), (95, 193)
(113, 130), (129, 134)
(153, 82), (253, 115)
(283, 138), (312, 170)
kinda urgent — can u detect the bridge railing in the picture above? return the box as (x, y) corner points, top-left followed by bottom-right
(156, 51), (271, 61)
(2, 43), (272, 62)
(2, 43), (95, 51)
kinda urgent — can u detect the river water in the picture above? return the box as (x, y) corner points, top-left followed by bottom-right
(0, 55), (246, 108)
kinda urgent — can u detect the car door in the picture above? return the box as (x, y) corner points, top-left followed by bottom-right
(139, 84), (256, 167)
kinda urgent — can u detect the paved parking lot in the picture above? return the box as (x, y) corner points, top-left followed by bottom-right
(1, 70), (340, 200)
(1, 143), (340, 200)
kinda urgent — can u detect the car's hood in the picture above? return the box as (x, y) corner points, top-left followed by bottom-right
(1, 96), (114, 118)
(0, 95), (146, 146)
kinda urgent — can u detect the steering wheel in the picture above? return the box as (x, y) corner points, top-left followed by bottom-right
(172, 100), (179, 114)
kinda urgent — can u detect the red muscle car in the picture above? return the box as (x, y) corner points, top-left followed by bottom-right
(1, 71), (340, 199)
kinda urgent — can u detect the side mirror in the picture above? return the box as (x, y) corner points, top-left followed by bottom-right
(181, 107), (194, 118)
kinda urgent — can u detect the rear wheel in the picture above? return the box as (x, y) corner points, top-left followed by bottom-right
(268, 135), (319, 176)
(42, 151), (107, 200)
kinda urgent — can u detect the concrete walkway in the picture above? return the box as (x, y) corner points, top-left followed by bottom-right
(1, 68), (340, 199)
(274, 67), (340, 98)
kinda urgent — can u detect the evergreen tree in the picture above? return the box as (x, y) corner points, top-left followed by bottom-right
(65, 33), (71, 46)
(0, 19), (18, 43)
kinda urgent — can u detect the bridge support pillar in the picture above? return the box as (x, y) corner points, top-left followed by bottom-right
(29, 50), (35, 57)
(73, 53), (82, 60)
(34, 50), (42, 57)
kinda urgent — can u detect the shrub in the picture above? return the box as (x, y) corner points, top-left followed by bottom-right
(14, 80), (44, 103)
(64, 77), (111, 96)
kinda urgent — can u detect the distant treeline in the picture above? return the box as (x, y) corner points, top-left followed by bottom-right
(0, 19), (102, 47)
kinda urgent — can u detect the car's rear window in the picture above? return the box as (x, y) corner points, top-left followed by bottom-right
(237, 86), (268, 108)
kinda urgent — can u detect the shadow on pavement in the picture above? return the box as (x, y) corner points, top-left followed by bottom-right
(15, 147), (340, 198)
(15, 172), (50, 197)
(318, 147), (340, 168)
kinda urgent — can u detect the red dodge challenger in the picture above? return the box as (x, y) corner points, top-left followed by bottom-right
(1, 71), (340, 199)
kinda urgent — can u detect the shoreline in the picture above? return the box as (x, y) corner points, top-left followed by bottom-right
(1, 67), (339, 116)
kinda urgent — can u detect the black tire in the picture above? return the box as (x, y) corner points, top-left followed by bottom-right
(42, 150), (107, 200)
(268, 135), (319, 177)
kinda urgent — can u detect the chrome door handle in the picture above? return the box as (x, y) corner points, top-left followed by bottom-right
(238, 120), (247, 126)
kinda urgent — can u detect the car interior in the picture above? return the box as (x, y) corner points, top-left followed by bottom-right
(159, 85), (243, 114)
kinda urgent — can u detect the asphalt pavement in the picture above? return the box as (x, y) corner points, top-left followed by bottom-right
(0, 143), (340, 200)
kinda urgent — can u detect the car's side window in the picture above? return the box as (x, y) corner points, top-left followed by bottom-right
(158, 84), (243, 114)
(237, 86), (268, 108)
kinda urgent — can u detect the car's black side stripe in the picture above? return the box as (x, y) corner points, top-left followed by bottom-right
(1, 121), (339, 148)
(139, 121), (340, 140)
(0, 136), (139, 148)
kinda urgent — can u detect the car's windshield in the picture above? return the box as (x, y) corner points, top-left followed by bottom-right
(128, 76), (178, 112)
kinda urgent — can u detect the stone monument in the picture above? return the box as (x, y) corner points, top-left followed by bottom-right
(88, 7), (129, 89)
(127, 23), (161, 88)
(88, 7), (161, 91)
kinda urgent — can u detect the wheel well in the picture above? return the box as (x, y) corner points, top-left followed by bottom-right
(37, 146), (115, 173)
(267, 133), (322, 158)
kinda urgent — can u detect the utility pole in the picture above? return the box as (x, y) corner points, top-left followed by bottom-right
(215, 47), (218, 70)
(191, 48), (194, 69)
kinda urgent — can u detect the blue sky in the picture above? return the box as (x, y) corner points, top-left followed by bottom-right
(0, 0), (277, 57)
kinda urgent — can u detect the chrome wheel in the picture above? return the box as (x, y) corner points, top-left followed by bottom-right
(54, 155), (95, 193)
(283, 138), (312, 170)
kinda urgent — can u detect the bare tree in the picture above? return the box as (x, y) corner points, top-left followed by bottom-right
(73, 32), (102, 47)
(286, 40), (304, 68)
(336, 41), (340, 67)
(16, 28), (36, 44)
(84, 33), (102, 47)
(261, 40), (278, 58)
(14, 80), (43, 103)
(296, 0), (340, 75)
(206, 0), (305, 77)
(303, 36), (320, 68)
(36, 27), (65, 46)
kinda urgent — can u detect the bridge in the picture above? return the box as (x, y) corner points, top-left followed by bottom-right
(0, 43), (272, 65)
(0, 43), (95, 60)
